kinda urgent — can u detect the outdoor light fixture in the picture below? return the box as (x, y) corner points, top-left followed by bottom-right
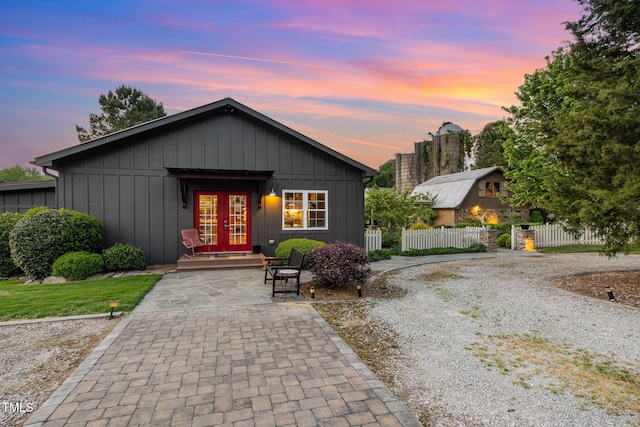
(310, 285), (315, 298)
(605, 286), (615, 301)
(109, 300), (119, 318)
(268, 188), (276, 196)
(357, 284), (362, 298)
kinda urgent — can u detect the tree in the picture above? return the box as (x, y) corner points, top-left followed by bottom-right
(367, 159), (395, 188)
(504, 0), (640, 255)
(76, 85), (166, 142)
(502, 48), (573, 209)
(472, 120), (513, 169)
(0, 165), (51, 183)
(364, 187), (435, 232)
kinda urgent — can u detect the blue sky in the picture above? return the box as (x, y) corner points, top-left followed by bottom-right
(0, 0), (582, 171)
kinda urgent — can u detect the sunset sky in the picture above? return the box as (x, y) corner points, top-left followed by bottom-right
(0, 0), (582, 172)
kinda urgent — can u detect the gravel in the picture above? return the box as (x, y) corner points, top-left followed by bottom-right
(0, 318), (118, 427)
(368, 252), (640, 426)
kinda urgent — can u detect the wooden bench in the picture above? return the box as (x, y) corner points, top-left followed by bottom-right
(264, 248), (305, 297)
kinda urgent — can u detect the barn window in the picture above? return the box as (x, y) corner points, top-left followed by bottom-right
(282, 190), (328, 230)
(479, 181), (501, 198)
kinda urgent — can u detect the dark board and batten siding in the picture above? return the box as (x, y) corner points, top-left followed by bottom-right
(50, 108), (370, 265)
(0, 181), (56, 213)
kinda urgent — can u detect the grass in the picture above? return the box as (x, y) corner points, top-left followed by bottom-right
(0, 275), (162, 321)
(469, 333), (640, 417)
(538, 244), (605, 254)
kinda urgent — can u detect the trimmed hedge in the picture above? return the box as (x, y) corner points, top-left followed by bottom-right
(307, 241), (370, 288)
(9, 209), (104, 279)
(0, 212), (23, 277)
(52, 251), (105, 281)
(103, 243), (146, 271)
(274, 238), (325, 260)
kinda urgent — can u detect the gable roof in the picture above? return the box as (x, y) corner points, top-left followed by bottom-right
(410, 166), (501, 209)
(33, 98), (377, 176)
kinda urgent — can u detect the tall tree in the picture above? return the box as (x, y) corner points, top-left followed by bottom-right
(0, 165), (51, 183)
(367, 159), (395, 188)
(472, 120), (513, 169)
(504, 0), (640, 255)
(503, 48), (573, 209)
(76, 85), (166, 142)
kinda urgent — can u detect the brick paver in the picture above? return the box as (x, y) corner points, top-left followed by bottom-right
(25, 302), (420, 426)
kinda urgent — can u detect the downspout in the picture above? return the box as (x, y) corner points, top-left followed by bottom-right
(41, 167), (58, 180)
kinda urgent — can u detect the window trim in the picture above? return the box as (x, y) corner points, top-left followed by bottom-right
(281, 189), (329, 230)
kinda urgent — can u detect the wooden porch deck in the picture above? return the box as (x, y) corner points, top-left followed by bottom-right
(177, 252), (265, 271)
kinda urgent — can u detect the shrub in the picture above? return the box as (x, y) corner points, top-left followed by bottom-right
(498, 233), (512, 248)
(60, 209), (103, 253)
(307, 241), (370, 288)
(103, 243), (146, 271)
(529, 210), (545, 224)
(407, 222), (432, 230)
(275, 238), (325, 260)
(9, 208), (104, 279)
(468, 242), (487, 252)
(52, 251), (104, 281)
(381, 230), (401, 249)
(368, 249), (392, 262)
(0, 212), (23, 277)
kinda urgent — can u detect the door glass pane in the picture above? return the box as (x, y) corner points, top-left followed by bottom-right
(199, 195), (218, 245)
(228, 195), (247, 245)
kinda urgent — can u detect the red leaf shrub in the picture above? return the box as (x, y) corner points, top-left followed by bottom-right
(307, 241), (370, 288)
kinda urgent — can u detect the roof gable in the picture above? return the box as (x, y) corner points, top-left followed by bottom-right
(411, 166), (501, 209)
(33, 98), (377, 176)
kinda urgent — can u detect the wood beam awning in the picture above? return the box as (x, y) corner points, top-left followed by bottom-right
(166, 168), (274, 208)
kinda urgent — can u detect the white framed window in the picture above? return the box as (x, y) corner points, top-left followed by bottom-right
(282, 190), (328, 230)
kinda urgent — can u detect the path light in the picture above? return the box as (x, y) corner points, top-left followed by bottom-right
(109, 300), (119, 318)
(310, 285), (315, 298)
(357, 284), (362, 298)
(605, 286), (615, 301)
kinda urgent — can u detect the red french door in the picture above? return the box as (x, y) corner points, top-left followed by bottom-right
(195, 191), (251, 253)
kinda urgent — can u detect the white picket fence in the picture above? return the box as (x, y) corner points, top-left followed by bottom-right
(364, 228), (383, 252)
(402, 227), (486, 251)
(511, 224), (605, 249)
(363, 227), (486, 252)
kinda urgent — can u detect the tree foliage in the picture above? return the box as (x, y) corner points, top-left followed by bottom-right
(504, 0), (640, 255)
(472, 120), (513, 169)
(367, 159), (395, 188)
(365, 188), (436, 232)
(76, 85), (166, 142)
(0, 165), (51, 183)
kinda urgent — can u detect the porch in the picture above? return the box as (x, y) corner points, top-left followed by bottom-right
(177, 252), (266, 271)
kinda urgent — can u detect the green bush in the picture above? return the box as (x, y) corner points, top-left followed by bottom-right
(274, 238), (325, 260)
(529, 210), (544, 224)
(399, 247), (469, 256)
(307, 241), (370, 288)
(407, 222), (432, 230)
(103, 243), (146, 271)
(0, 212), (23, 277)
(368, 249), (392, 262)
(52, 251), (105, 281)
(498, 233), (512, 248)
(381, 230), (401, 249)
(10, 210), (72, 279)
(468, 242), (487, 252)
(9, 208), (104, 279)
(60, 209), (104, 253)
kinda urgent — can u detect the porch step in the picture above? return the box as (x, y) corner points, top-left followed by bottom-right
(177, 253), (265, 271)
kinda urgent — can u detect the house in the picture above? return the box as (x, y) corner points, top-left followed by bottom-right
(0, 180), (56, 212)
(410, 166), (528, 226)
(25, 98), (376, 266)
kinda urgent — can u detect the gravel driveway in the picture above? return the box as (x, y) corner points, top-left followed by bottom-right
(370, 253), (640, 426)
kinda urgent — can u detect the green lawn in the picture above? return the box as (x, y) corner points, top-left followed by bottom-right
(0, 274), (162, 321)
